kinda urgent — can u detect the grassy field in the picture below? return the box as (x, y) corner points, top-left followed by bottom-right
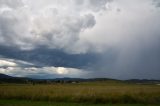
(0, 99), (159, 106)
(0, 81), (160, 105)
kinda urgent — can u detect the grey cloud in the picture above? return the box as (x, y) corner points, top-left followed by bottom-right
(0, 0), (110, 53)
(113, 37), (160, 79)
(86, 0), (111, 11)
(79, 0), (160, 79)
(0, 6), (34, 50)
(74, 0), (112, 12)
(0, 0), (160, 79)
(0, 0), (23, 9)
(153, 0), (160, 7)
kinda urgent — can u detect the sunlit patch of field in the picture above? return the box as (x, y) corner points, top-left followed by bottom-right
(0, 81), (159, 105)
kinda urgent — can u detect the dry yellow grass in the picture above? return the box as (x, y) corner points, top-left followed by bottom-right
(0, 82), (160, 104)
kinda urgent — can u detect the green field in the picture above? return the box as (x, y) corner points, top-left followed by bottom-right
(0, 81), (160, 106)
(0, 99), (159, 106)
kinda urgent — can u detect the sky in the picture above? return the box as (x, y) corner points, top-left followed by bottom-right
(0, 0), (160, 79)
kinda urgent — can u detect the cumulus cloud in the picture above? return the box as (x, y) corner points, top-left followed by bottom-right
(0, 0), (111, 53)
(0, 0), (23, 9)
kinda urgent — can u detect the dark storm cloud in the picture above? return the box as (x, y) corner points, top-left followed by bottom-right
(0, 45), (99, 68)
(114, 39), (160, 79)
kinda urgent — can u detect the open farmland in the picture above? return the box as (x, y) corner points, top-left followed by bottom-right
(0, 81), (160, 106)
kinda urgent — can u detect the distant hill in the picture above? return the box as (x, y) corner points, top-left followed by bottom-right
(126, 79), (160, 84)
(0, 73), (14, 79)
(0, 73), (29, 83)
(0, 73), (160, 84)
(0, 74), (120, 84)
